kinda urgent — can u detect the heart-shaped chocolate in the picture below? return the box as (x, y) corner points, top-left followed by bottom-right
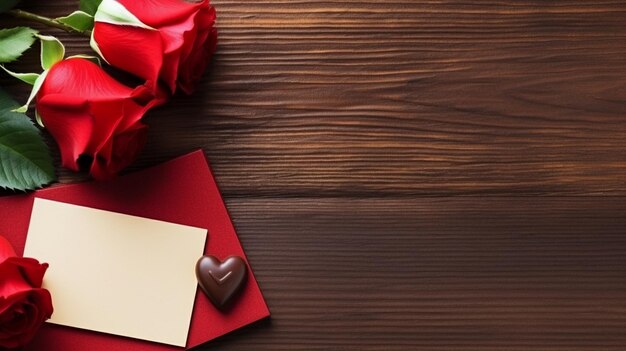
(196, 255), (247, 309)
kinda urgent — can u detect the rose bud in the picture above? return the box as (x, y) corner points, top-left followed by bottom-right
(0, 236), (53, 349)
(36, 58), (167, 180)
(91, 0), (218, 94)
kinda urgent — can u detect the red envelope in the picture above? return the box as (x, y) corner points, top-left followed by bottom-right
(0, 150), (270, 350)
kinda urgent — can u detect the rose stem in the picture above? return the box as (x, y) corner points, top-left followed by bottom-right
(7, 9), (91, 37)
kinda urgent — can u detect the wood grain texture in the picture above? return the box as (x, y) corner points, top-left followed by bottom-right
(222, 197), (626, 350)
(2, 1), (626, 350)
(2, 0), (626, 196)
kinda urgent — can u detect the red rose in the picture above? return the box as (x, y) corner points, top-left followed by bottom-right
(0, 236), (53, 349)
(36, 58), (166, 180)
(92, 0), (218, 94)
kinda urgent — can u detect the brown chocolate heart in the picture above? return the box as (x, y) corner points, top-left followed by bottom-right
(196, 255), (247, 309)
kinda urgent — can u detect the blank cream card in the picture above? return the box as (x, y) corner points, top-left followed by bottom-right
(23, 198), (207, 347)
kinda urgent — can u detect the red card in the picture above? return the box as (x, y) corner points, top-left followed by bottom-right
(0, 150), (270, 350)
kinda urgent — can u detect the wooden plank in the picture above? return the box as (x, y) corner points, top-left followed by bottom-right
(1, 1), (625, 196)
(217, 197), (626, 350)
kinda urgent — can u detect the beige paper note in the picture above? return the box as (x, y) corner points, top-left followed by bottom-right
(23, 198), (207, 347)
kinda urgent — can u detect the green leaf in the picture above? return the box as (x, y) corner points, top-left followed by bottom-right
(66, 54), (101, 66)
(0, 0), (20, 14)
(80, 0), (104, 16)
(34, 109), (44, 128)
(36, 34), (65, 70)
(0, 65), (39, 85)
(57, 11), (95, 32)
(14, 70), (48, 113)
(0, 27), (38, 63)
(0, 88), (56, 191)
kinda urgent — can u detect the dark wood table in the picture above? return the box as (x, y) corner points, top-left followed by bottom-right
(3, 1), (626, 350)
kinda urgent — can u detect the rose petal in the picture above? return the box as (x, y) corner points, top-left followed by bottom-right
(5, 258), (47, 289)
(0, 264), (32, 302)
(178, 26), (217, 94)
(84, 100), (126, 155)
(0, 290), (52, 349)
(117, 0), (207, 27)
(93, 23), (164, 92)
(157, 10), (203, 91)
(2, 302), (30, 333)
(29, 289), (53, 319)
(37, 58), (162, 178)
(38, 58), (135, 99)
(177, 7), (217, 94)
(89, 122), (148, 180)
(36, 94), (94, 171)
(93, 0), (215, 95)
